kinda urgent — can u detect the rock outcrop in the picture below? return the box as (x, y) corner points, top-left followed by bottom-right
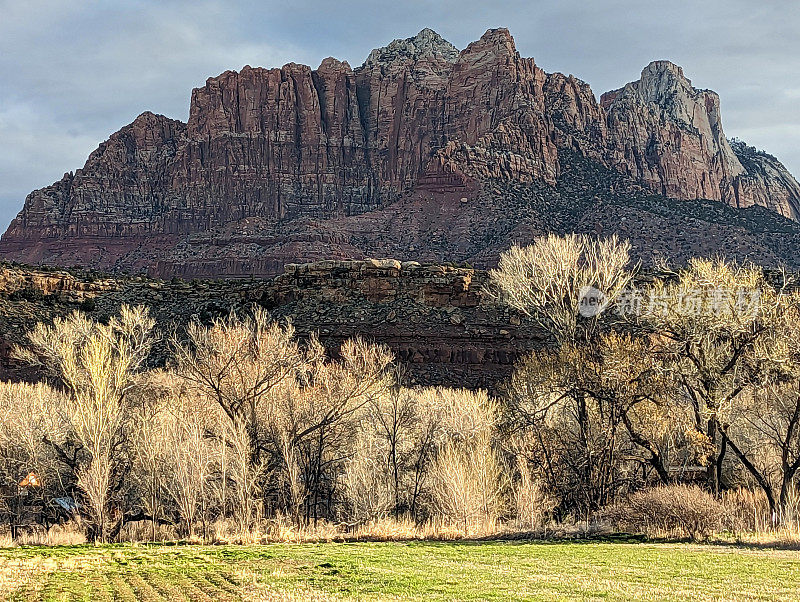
(2, 28), (800, 276)
(0, 260), (542, 389)
(729, 139), (800, 218)
(602, 61), (800, 220)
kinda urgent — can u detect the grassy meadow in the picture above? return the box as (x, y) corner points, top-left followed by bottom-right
(1, 540), (799, 601)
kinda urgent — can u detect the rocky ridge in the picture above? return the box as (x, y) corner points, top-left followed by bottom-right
(0, 260), (541, 389)
(2, 28), (800, 276)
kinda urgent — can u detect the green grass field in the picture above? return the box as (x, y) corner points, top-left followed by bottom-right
(1, 540), (799, 601)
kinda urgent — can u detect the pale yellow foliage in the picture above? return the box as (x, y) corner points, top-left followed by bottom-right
(489, 233), (633, 342)
(14, 305), (154, 541)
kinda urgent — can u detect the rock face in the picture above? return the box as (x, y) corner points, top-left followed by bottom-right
(602, 61), (741, 203)
(0, 260), (542, 390)
(2, 28), (800, 276)
(262, 259), (543, 388)
(729, 139), (800, 218)
(2, 112), (187, 266)
(601, 61), (800, 220)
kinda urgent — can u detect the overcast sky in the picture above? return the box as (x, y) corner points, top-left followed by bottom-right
(1, 0), (798, 233)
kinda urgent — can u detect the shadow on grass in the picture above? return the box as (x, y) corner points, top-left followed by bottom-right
(5, 531), (800, 553)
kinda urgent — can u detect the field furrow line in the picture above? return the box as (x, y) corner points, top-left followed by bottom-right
(141, 572), (190, 601)
(109, 574), (139, 602)
(125, 572), (166, 602)
(170, 573), (216, 602)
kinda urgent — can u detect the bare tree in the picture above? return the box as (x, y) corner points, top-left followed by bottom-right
(14, 306), (155, 542)
(160, 393), (218, 539)
(711, 294), (800, 521)
(128, 373), (171, 541)
(508, 447), (555, 530)
(340, 429), (395, 524)
(504, 330), (703, 515)
(174, 309), (303, 471)
(489, 233), (634, 344)
(342, 385), (453, 524)
(0, 381), (70, 538)
(262, 337), (394, 525)
(491, 234), (639, 514)
(176, 311), (394, 527)
(639, 259), (785, 499)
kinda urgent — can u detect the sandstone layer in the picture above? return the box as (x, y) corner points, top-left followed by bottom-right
(0, 260), (541, 390)
(2, 28), (800, 275)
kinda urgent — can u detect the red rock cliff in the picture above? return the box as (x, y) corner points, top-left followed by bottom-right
(2, 28), (800, 275)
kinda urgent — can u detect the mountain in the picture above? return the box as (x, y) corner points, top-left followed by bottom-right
(2, 27), (800, 277)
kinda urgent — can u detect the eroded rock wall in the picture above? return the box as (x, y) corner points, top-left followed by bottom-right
(3, 28), (800, 275)
(0, 260), (543, 389)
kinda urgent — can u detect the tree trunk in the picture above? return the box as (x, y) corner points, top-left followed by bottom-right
(723, 431), (777, 521)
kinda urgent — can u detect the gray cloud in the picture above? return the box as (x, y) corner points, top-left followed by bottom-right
(2, 0), (798, 232)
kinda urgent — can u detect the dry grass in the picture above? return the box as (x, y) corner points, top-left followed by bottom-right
(721, 488), (800, 538)
(3, 517), (502, 549)
(727, 528), (800, 547)
(0, 522), (87, 547)
(4, 507), (800, 549)
(208, 516), (505, 545)
(117, 520), (180, 543)
(716, 489), (800, 545)
(348, 516), (503, 541)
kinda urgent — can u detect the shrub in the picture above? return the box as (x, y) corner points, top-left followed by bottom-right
(603, 485), (724, 540)
(340, 432), (395, 525)
(430, 434), (505, 534)
(511, 456), (555, 530)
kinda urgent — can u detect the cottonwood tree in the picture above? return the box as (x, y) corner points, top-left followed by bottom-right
(504, 332), (691, 513)
(0, 381), (69, 537)
(340, 429), (396, 524)
(347, 386), (447, 521)
(161, 398), (217, 538)
(363, 387), (419, 517)
(175, 311), (394, 526)
(15, 306), (155, 542)
(742, 379), (800, 520)
(174, 310), (305, 530)
(263, 337), (394, 525)
(489, 233), (634, 344)
(710, 294), (800, 520)
(173, 309), (303, 470)
(128, 373), (171, 541)
(639, 259), (786, 499)
(492, 234), (637, 513)
(343, 386), (456, 523)
(342, 386), (417, 523)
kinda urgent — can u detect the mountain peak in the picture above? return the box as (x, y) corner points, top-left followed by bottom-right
(603, 59), (708, 110)
(3, 27), (800, 278)
(361, 28), (459, 69)
(637, 60), (696, 95)
(458, 27), (517, 60)
(641, 60), (687, 82)
(478, 27), (515, 46)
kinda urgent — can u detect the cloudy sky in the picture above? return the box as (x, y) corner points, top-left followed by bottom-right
(1, 0), (798, 233)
